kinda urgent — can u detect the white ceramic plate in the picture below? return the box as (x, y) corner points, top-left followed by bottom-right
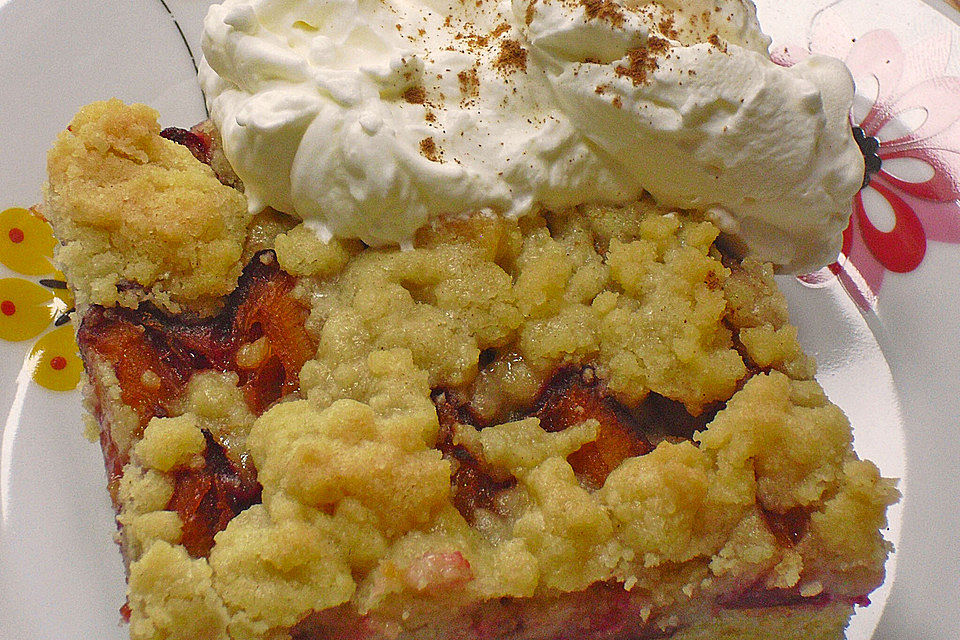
(0, 1), (957, 638)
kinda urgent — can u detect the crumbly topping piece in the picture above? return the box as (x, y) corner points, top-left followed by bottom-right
(176, 371), (257, 459)
(724, 259), (815, 379)
(113, 460), (182, 563)
(44, 100), (252, 315)
(76, 188), (894, 637)
(289, 200), (746, 417)
(209, 502), (356, 636)
(134, 415), (206, 473)
(250, 368), (450, 537)
(698, 374), (852, 513)
(478, 418), (599, 472)
(128, 541), (230, 640)
(800, 459), (899, 596)
(273, 225), (354, 278)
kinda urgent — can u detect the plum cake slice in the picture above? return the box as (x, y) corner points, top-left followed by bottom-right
(43, 100), (898, 640)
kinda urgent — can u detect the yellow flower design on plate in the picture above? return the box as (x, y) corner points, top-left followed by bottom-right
(0, 206), (81, 391)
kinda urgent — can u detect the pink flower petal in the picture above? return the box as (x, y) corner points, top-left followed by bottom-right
(880, 155), (935, 184)
(880, 147), (960, 202)
(844, 30), (904, 134)
(876, 107), (929, 143)
(808, 11), (857, 59)
(899, 188), (960, 244)
(902, 28), (952, 83)
(851, 74), (881, 126)
(845, 208), (888, 296)
(830, 217), (882, 310)
(873, 75), (960, 148)
(936, 120), (960, 142)
(855, 182), (926, 273)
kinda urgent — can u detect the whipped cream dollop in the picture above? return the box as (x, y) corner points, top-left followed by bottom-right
(200, 0), (864, 272)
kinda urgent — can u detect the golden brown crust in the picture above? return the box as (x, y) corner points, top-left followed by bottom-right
(44, 100), (253, 315)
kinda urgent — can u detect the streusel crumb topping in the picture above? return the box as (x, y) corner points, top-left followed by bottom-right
(55, 103), (897, 640)
(112, 206), (894, 639)
(44, 100), (252, 315)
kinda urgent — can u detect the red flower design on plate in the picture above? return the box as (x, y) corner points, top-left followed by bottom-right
(774, 25), (960, 309)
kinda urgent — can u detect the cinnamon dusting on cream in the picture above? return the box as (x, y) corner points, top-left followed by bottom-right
(615, 36), (670, 86)
(495, 39), (527, 75)
(581, 0), (624, 27)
